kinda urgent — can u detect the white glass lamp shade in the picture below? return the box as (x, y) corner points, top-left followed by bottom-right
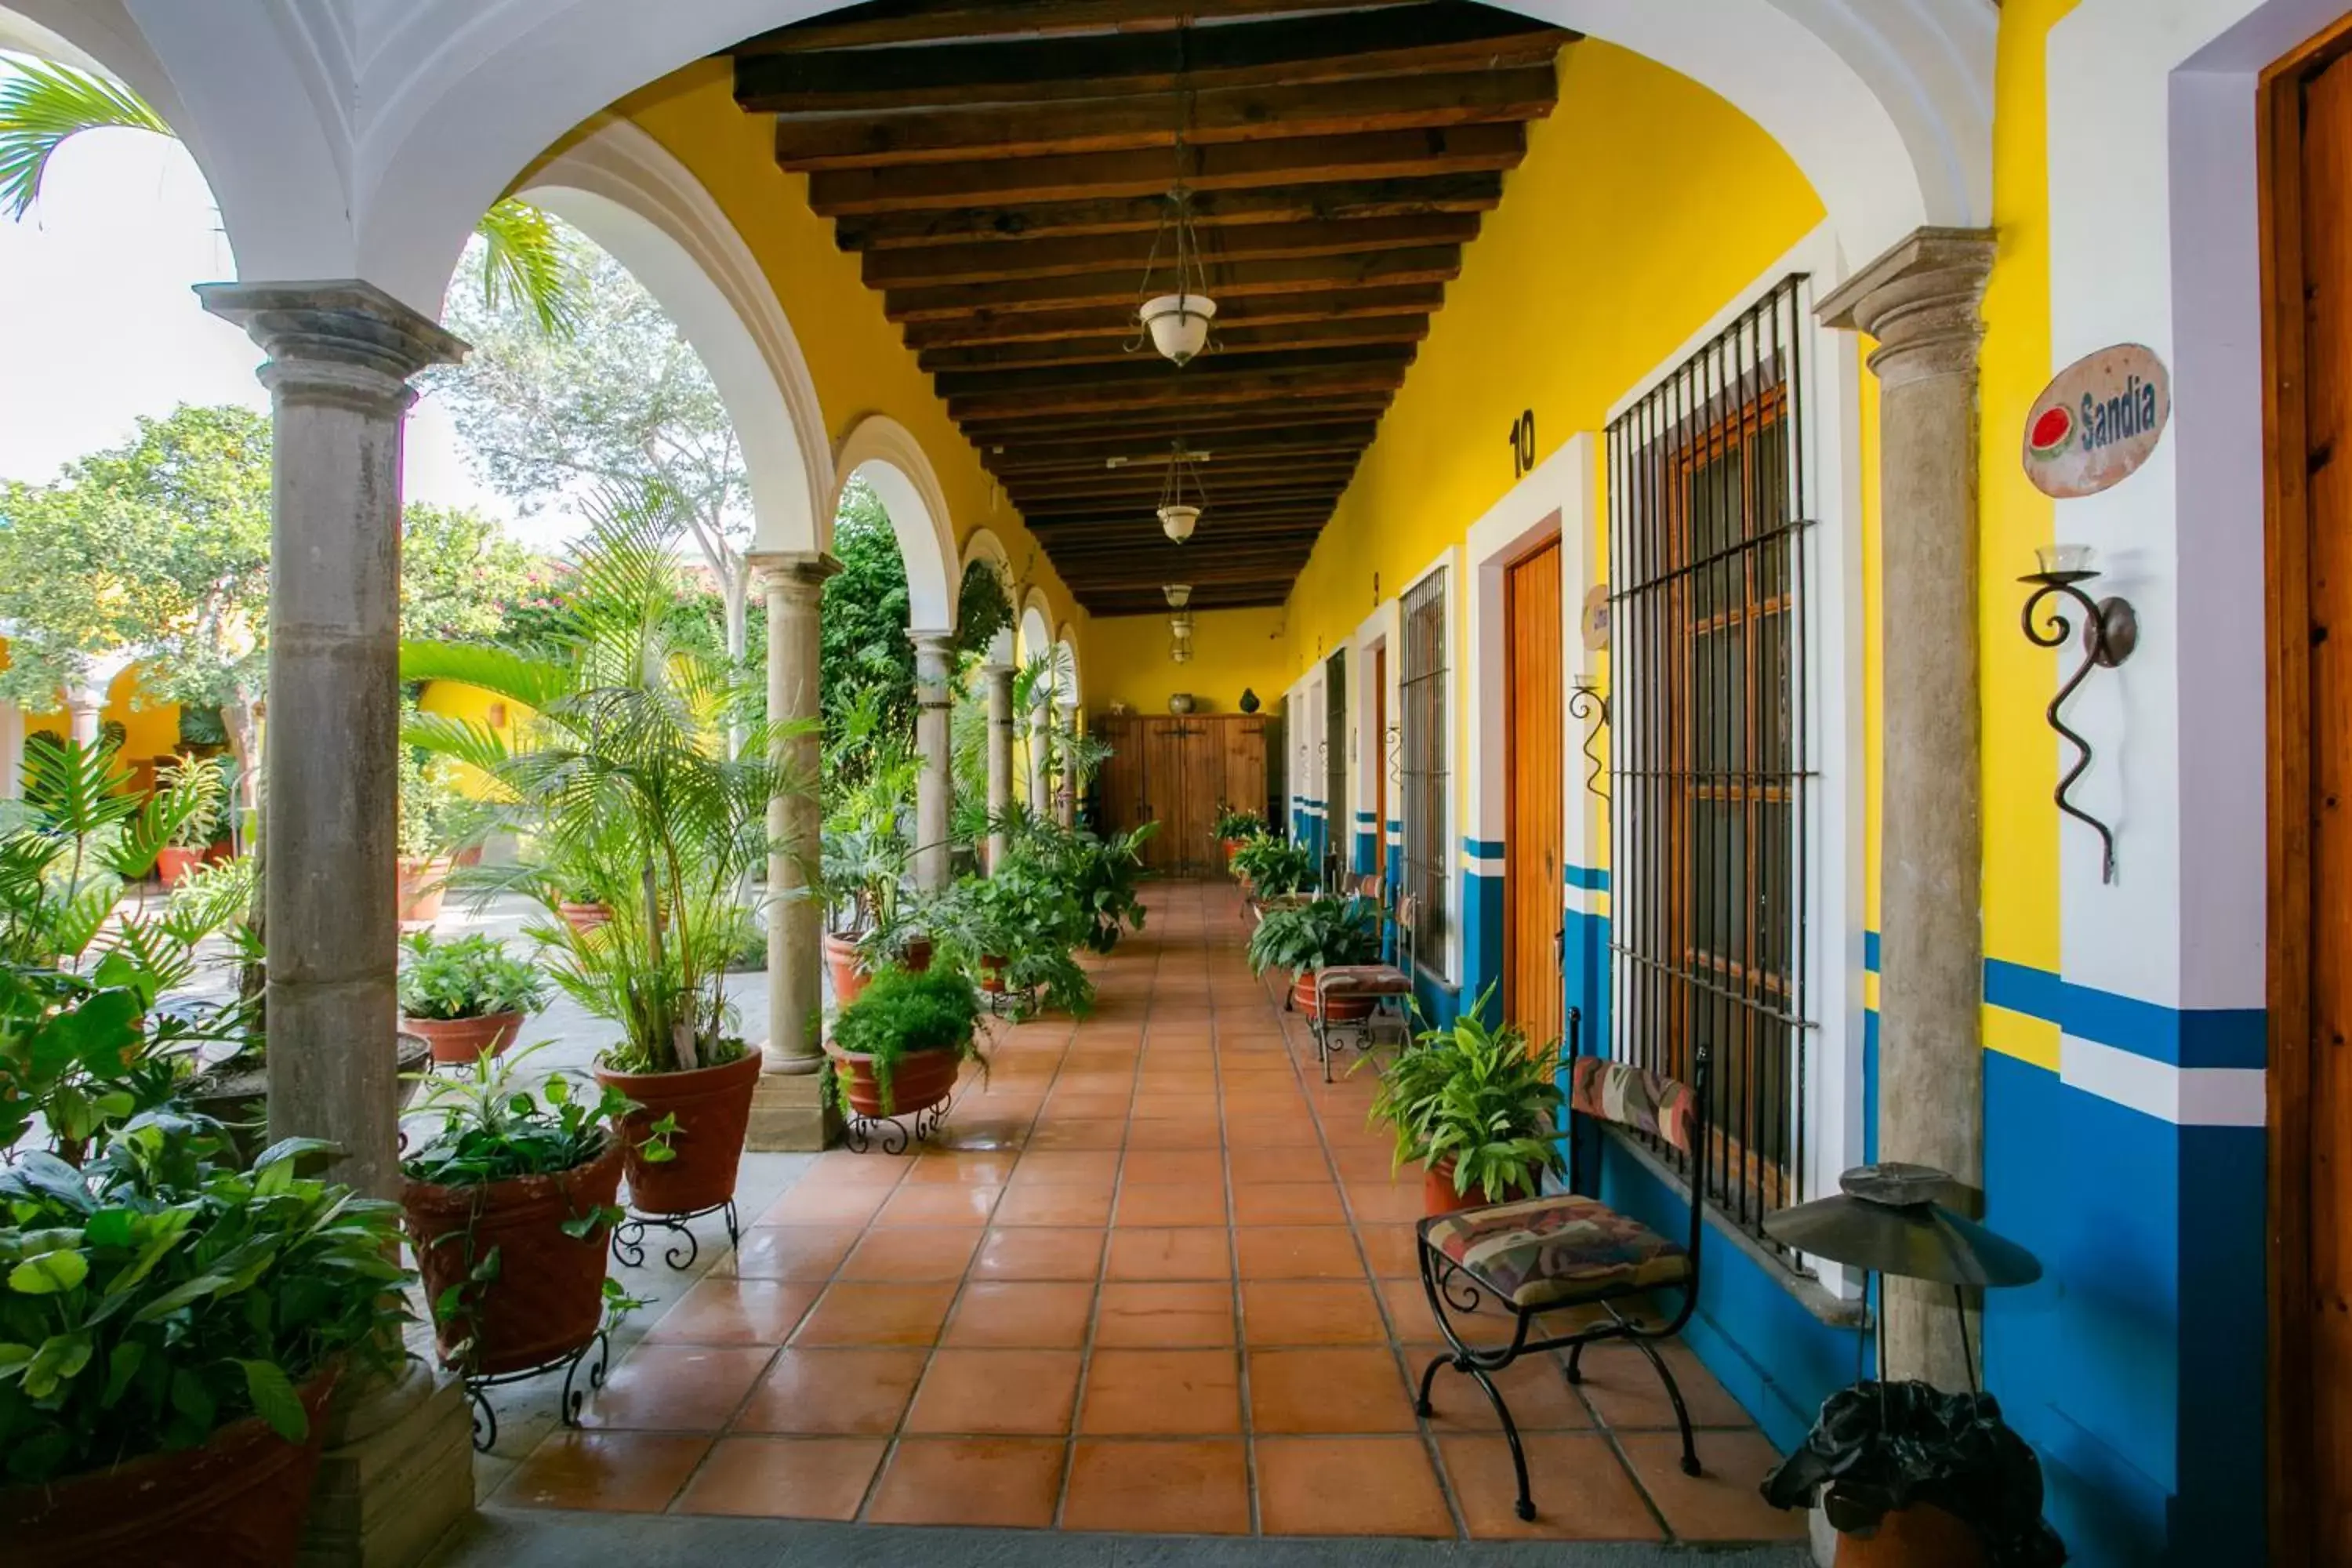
(2036, 543), (2096, 578)
(1159, 503), (1200, 543)
(1140, 293), (1216, 365)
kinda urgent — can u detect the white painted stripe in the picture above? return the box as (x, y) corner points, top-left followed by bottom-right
(2059, 1035), (2267, 1127)
(1564, 884), (1610, 920)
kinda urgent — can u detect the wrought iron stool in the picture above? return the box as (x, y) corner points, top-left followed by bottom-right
(1414, 1037), (1712, 1521)
(1308, 886), (1417, 1080)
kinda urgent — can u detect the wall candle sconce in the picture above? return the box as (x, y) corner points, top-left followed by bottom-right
(1569, 674), (1610, 801)
(2019, 543), (2137, 884)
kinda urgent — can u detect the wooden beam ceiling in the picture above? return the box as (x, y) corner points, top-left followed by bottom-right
(731, 0), (1570, 613)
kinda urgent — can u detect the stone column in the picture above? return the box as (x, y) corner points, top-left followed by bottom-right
(198, 280), (472, 1567)
(64, 684), (103, 746)
(983, 662), (1014, 870)
(1057, 700), (1080, 827)
(912, 631), (955, 890)
(1818, 228), (1996, 1389)
(1026, 695), (1050, 818)
(744, 552), (840, 1153)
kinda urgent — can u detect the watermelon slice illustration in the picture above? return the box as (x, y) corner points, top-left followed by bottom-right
(2027, 404), (2074, 459)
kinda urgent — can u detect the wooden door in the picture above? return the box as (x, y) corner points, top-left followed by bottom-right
(1223, 718), (1269, 830)
(1176, 719), (1219, 873)
(2270, 27), (2352, 1562)
(1096, 717), (1147, 839)
(1374, 645), (1389, 886)
(1140, 719), (1189, 875)
(1504, 537), (1566, 1047)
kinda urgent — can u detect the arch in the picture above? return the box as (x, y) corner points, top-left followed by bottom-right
(1018, 590), (1055, 681)
(833, 415), (957, 636)
(1054, 623), (1083, 712)
(520, 118), (831, 555)
(959, 529), (1017, 665)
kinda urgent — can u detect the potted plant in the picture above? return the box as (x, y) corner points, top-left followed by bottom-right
(400, 1047), (648, 1376)
(1011, 818), (1156, 954)
(402, 486), (804, 1230)
(936, 860), (1096, 1019)
(153, 753), (228, 887)
(0, 1115), (409, 1565)
(1362, 989), (1566, 1214)
(822, 824), (909, 1007)
(1231, 833), (1316, 898)
(1763, 1381), (2067, 1566)
(397, 931), (550, 1065)
(824, 964), (986, 1120)
(1214, 804), (1266, 865)
(1248, 894), (1385, 1018)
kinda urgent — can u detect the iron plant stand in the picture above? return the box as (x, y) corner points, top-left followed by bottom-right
(842, 1097), (952, 1156)
(463, 1330), (608, 1454)
(611, 1199), (740, 1272)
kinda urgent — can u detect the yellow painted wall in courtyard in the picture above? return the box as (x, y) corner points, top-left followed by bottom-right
(1086, 609), (1291, 718)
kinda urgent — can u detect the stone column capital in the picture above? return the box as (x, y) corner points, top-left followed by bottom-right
(197, 279), (467, 408)
(746, 550), (843, 596)
(1816, 227), (1996, 389)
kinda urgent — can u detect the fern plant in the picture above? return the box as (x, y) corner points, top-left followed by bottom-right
(1230, 833), (1316, 895)
(1362, 986), (1568, 1203)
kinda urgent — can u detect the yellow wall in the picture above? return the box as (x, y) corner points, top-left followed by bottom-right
(9, 652), (183, 767)
(1087, 608), (1290, 717)
(416, 679), (516, 799)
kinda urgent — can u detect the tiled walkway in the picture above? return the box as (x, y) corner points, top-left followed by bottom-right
(492, 882), (1805, 1548)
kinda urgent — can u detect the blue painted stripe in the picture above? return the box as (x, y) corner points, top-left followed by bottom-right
(1863, 930), (1880, 974)
(1461, 836), (1504, 856)
(1564, 864), (1609, 891)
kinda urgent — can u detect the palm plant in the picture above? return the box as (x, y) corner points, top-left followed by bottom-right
(1363, 987), (1568, 1203)
(400, 482), (815, 1074)
(0, 56), (579, 335)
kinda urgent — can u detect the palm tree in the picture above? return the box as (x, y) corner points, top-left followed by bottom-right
(0, 56), (579, 335)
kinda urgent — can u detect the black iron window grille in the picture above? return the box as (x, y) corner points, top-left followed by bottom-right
(1399, 569), (1450, 973)
(1606, 274), (1816, 1256)
(1325, 648), (1349, 886)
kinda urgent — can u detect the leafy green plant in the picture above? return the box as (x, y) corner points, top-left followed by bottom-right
(934, 862), (1097, 1020)
(1230, 833), (1316, 895)
(1361, 988), (1567, 1203)
(1214, 804), (1267, 840)
(0, 957), (220, 1160)
(395, 725), (469, 863)
(397, 931), (550, 1022)
(0, 1112), (409, 1486)
(155, 755), (227, 851)
(1247, 895), (1385, 977)
(823, 964), (986, 1117)
(998, 817), (1154, 954)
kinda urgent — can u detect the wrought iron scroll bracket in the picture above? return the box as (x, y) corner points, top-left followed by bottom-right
(2019, 573), (2138, 884)
(1569, 679), (1610, 802)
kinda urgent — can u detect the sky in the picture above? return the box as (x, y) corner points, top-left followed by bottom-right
(0, 122), (561, 548)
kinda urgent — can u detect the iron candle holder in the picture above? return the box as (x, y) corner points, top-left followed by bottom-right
(2019, 547), (2137, 884)
(1569, 674), (1610, 801)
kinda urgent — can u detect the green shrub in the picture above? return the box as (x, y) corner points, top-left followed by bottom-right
(826, 965), (985, 1116)
(1230, 833), (1316, 895)
(1247, 895), (1385, 976)
(397, 931), (550, 1021)
(1362, 986), (1566, 1203)
(1214, 804), (1267, 840)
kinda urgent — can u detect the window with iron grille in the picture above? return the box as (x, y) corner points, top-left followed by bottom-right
(1606, 274), (1814, 1255)
(1399, 570), (1450, 972)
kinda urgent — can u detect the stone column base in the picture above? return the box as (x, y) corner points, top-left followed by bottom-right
(300, 1360), (474, 1568)
(746, 1069), (839, 1152)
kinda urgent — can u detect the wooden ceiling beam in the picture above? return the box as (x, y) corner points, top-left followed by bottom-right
(1002, 464), (1358, 499)
(863, 212), (1476, 289)
(738, 6), (1564, 111)
(771, 66), (1557, 170)
(919, 314), (1428, 372)
(934, 340), (1408, 398)
(902, 281), (1443, 347)
(949, 363), (1405, 420)
(806, 122), (1526, 215)
(1018, 478), (1348, 510)
(885, 245), (1458, 321)
(835, 171), (1501, 250)
(735, 0), (1422, 54)
(979, 420), (1377, 469)
(961, 397), (1394, 441)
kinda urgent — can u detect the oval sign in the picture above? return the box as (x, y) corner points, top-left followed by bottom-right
(2021, 343), (2170, 499)
(1580, 583), (1611, 652)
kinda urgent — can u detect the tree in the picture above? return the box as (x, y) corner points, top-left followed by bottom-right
(819, 480), (916, 757)
(401, 503), (544, 642)
(430, 227), (757, 677)
(0, 56), (579, 335)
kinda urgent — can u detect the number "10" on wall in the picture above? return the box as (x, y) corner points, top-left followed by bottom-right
(1508, 409), (1537, 478)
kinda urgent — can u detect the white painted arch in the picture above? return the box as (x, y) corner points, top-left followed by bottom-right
(833, 415), (958, 636)
(959, 527), (1018, 665)
(521, 118), (832, 556)
(1018, 590), (1056, 684)
(1054, 622), (1083, 711)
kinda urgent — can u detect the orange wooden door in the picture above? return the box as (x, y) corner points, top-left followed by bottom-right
(1139, 719), (1188, 875)
(1374, 645), (1389, 885)
(1504, 537), (1565, 1047)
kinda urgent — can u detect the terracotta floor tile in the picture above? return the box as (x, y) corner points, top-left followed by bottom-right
(865, 1436), (1067, 1527)
(1034, 1093), (1134, 1121)
(873, 1183), (1001, 1228)
(1227, 1146), (1336, 1185)
(673, 1436), (887, 1519)
(645, 1279), (820, 1345)
(1062, 1439), (1250, 1535)
(1131, 1095), (1222, 1124)
(942, 1281), (1096, 1348)
(836, 1225), (983, 1282)
(1233, 1181), (1347, 1226)
(1442, 1433), (1664, 1541)
(790, 1282), (958, 1347)
(1077, 1348), (1243, 1435)
(1255, 1436), (1454, 1537)
(1377, 1274), (1517, 1349)
(1240, 1280), (1391, 1347)
(971, 1226), (1106, 1280)
(1221, 1115), (1329, 1148)
(1104, 1226), (1234, 1281)
(1575, 1341), (1757, 1429)
(760, 1181), (895, 1227)
(1342, 1184), (1436, 1224)
(726, 1225), (861, 1283)
(1093, 1281), (1236, 1347)
(906, 1348), (1083, 1435)
(495, 1431), (711, 1512)
(1123, 1118), (1224, 1151)
(1008, 1149), (1123, 1186)
(1418, 1349), (1595, 1431)
(993, 1183), (1115, 1227)
(1247, 1346), (1417, 1433)
(1355, 1222), (1421, 1279)
(578, 1344), (773, 1430)
(1024, 1120), (1128, 1151)
(731, 1347), (928, 1435)
(1236, 1225), (1367, 1281)
(901, 1150), (1019, 1186)
(806, 1151), (913, 1189)
(1113, 1181), (1230, 1227)
(1119, 1149), (1225, 1186)
(1618, 1429), (1806, 1541)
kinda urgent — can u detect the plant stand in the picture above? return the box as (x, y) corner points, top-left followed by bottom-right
(610, 1199), (741, 1272)
(463, 1330), (608, 1453)
(842, 1096), (953, 1155)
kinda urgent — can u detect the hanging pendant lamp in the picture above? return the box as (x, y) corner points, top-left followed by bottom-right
(1157, 437), (1208, 542)
(1165, 583), (1195, 663)
(1130, 39), (1214, 366)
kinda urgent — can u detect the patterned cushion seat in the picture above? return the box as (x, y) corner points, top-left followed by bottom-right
(1316, 963), (1413, 995)
(1421, 1192), (1690, 1311)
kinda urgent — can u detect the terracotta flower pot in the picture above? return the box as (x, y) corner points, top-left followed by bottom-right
(825, 1040), (964, 1120)
(902, 938), (935, 974)
(558, 900), (611, 934)
(452, 844), (484, 869)
(156, 845), (205, 887)
(396, 855), (452, 930)
(593, 1050), (762, 1218)
(825, 931), (869, 1006)
(1, 1368), (340, 1567)
(203, 838), (237, 867)
(1422, 1157), (1534, 1217)
(402, 1010), (524, 1066)
(979, 955), (1009, 994)
(1221, 838), (1243, 867)
(1826, 1504), (1988, 1567)
(402, 1137), (623, 1377)
(1292, 971), (1377, 1022)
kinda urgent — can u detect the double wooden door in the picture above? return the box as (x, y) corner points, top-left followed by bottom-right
(1096, 714), (1269, 877)
(1504, 537), (1566, 1049)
